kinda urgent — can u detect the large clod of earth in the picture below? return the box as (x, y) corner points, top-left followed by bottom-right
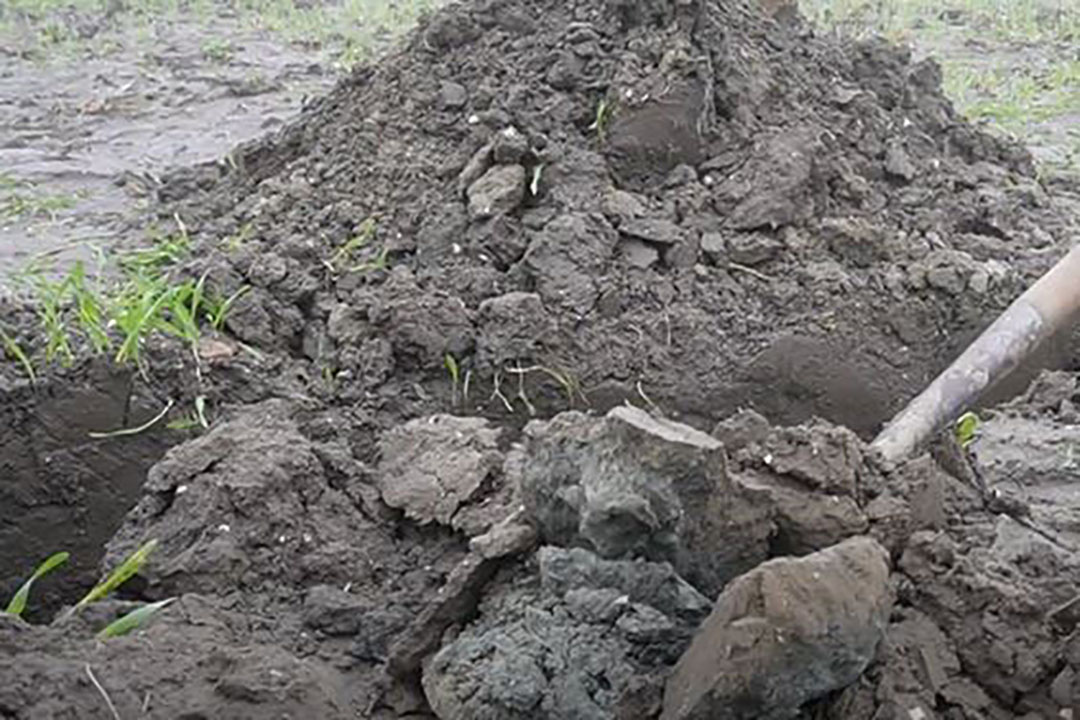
(3, 0), (1080, 718)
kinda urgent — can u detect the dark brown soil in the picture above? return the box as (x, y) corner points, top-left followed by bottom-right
(2, 0), (1080, 717)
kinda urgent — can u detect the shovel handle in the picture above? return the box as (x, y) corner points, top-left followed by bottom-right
(871, 244), (1080, 465)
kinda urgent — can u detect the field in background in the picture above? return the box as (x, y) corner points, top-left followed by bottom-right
(0, 0), (443, 69)
(0, 0), (1077, 283)
(0, 0), (448, 281)
(804, 0), (1080, 176)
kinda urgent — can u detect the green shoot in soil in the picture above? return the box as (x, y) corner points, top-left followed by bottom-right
(166, 395), (209, 431)
(590, 97), (615, 142)
(112, 279), (174, 367)
(119, 232), (189, 276)
(506, 364), (587, 408)
(166, 395), (210, 431)
(445, 352), (460, 405)
(2, 211), (245, 380)
(35, 273), (75, 366)
(350, 246), (390, 273)
(97, 597), (176, 639)
(66, 539), (158, 618)
(4, 551), (69, 617)
(200, 37), (233, 62)
(955, 411), (979, 448)
(326, 218), (377, 273)
(68, 262), (111, 355)
(205, 285), (250, 332)
(0, 176), (80, 221)
(0, 327), (36, 383)
(156, 272), (207, 358)
(529, 164), (544, 196)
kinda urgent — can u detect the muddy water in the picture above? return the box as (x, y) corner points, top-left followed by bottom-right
(0, 13), (337, 282)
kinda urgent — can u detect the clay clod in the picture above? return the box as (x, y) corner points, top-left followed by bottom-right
(661, 537), (893, 720)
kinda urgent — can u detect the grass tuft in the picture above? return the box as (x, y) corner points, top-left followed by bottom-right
(2, 218), (249, 381)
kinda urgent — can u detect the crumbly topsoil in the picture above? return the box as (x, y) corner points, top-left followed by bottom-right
(2, 0), (1080, 718)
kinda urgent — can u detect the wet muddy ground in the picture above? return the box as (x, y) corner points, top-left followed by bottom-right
(2, 0), (1080, 718)
(0, 0), (438, 281)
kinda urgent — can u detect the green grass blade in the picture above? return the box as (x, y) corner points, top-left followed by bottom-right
(194, 396), (209, 428)
(71, 539), (158, 615)
(956, 411), (980, 448)
(68, 261), (111, 355)
(0, 327), (36, 383)
(113, 286), (171, 366)
(208, 285), (250, 332)
(4, 551), (69, 617)
(96, 597), (176, 639)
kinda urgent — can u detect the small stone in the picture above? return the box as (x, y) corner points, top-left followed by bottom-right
(457, 142), (493, 196)
(564, 587), (628, 624)
(820, 217), (883, 268)
(620, 238), (659, 269)
(711, 409), (770, 452)
(302, 585), (366, 636)
(602, 189), (646, 226)
(926, 265), (965, 295)
(1048, 595), (1080, 634)
(545, 51), (583, 90)
(620, 217), (684, 245)
(728, 233), (782, 266)
(469, 520), (537, 560)
(664, 164), (698, 188)
(439, 81), (468, 109)
(467, 164), (526, 220)
(885, 142), (918, 182)
(700, 232), (726, 262)
(1051, 667), (1074, 707)
(492, 126), (529, 164)
(664, 232), (700, 268)
(968, 267), (990, 294)
(617, 604), (676, 644)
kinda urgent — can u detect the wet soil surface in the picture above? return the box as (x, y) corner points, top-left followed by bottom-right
(2, 0), (1080, 718)
(0, 5), (339, 280)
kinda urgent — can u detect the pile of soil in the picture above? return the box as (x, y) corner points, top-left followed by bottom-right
(3, 0), (1080, 717)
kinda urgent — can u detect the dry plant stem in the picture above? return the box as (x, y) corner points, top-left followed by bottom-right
(872, 244), (1080, 465)
(85, 664), (122, 720)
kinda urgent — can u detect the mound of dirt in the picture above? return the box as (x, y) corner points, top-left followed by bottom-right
(156, 0), (1075, 435)
(4, 0), (1080, 717)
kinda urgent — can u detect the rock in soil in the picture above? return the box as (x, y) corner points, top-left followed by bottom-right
(422, 545), (713, 720)
(520, 405), (773, 597)
(375, 414), (505, 530)
(661, 536), (892, 720)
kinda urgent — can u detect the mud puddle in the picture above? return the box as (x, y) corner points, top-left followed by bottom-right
(0, 8), (338, 282)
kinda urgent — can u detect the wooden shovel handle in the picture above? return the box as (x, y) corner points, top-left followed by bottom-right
(871, 244), (1080, 465)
